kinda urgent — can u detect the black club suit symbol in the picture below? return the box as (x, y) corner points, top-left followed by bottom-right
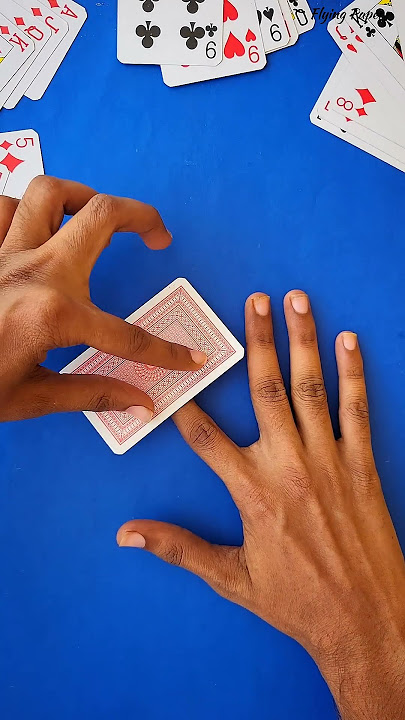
(139, 0), (159, 11)
(375, 8), (394, 28)
(206, 23), (217, 37)
(180, 21), (205, 49)
(183, 0), (205, 14)
(365, 25), (376, 37)
(290, 0), (299, 6)
(136, 20), (161, 47)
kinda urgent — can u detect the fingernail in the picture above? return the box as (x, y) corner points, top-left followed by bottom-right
(253, 294), (270, 316)
(342, 332), (357, 351)
(126, 406), (153, 423)
(291, 294), (309, 314)
(190, 349), (207, 365)
(119, 531), (146, 548)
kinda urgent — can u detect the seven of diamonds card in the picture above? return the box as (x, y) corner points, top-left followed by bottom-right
(117, 0), (224, 66)
(61, 279), (244, 454)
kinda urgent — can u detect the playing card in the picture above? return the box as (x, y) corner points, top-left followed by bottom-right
(162, 0), (266, 87)
(0, 130), (44, 199)
(328, 11), (405, 98)
(320, 55), (405, 153)
(314, 56), (405, 166)
(117, 0), (224, 67)
(346, 0), (405, 89)
(5, 0), (69, 106)
(287, 0), (315, 35)
(310, 105), (405, 173)
(61, 278), (244, 454)
(0, 14), (35, 108)
(25, 0), (87, 101)
(392, 0), (405, 50)
(0, 0), (52, 108)
(256, 0), (291, 53)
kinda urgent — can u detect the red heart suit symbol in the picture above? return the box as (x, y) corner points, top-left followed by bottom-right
(224, 32), (245, 58)
(223, 0), (238, 22)
(245, 29), (256, 42)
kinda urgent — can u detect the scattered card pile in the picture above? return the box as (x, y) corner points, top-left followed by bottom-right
(311, 0), (405, 173)
(62, 279), (245, 454)
(0, 0), (86, 110)
(0, 129), (44, 197)
(117, 0), (315, 87)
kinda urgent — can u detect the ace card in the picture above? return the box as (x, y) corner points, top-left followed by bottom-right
(117, 0), (224, 66)
(61, 279), (244, 454)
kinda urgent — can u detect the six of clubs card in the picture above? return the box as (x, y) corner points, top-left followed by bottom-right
(62, 279), (244, 455)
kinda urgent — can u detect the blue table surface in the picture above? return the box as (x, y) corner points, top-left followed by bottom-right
(1, 2), (405, 718)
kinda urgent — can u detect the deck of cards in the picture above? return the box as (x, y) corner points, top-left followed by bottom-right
(117, 0), (315, 87)
(0, 129), (44, 198)
(0, 0), (87, 110)
(62, 279), (244, 454)
(311, 0), (405, 173)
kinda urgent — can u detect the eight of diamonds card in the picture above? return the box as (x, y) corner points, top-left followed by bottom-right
(117, 0), (224, 66)
(61, 279), (244, 455)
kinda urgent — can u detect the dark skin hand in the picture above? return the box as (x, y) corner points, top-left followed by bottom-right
(118, 291), (405, 720)
(0, 177), (206, 422)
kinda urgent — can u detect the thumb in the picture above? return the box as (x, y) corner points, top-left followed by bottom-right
(116, 519), (241, 596)
(4, 367), (155, 421)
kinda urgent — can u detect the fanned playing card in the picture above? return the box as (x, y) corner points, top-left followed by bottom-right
(117, 0), (224, 66)
(61, 279), (244, 454)
(161, 0), (266, 87)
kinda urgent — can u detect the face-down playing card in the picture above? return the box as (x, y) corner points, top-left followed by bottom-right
(61, 279), (244, 454)
(117, 0), (224, 66)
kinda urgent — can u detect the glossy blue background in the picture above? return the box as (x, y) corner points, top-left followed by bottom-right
(1, 2), (405, 718)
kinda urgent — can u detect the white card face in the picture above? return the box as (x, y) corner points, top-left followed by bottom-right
(61, 278), (245, 455)
(392, 0), (405, 50)
(5, 0), (69, 107)
(0, 14), (35, 107)
(162, 0), (266, 87)
(256, 0), (291, 53)
(25, 0), (87, 101)
(117, 0), (224, 66)
(0, 130), (44, 199)
(310, 105), (405, 173)
(0, 0), (52, 107)
(313, 57), (405, 167)
(328, 11), (405, 98)
(319, 55), (405, 152)
(287, 0), (315, 34)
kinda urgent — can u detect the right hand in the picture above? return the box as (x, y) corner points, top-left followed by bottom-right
(0, 177), (207, 422)
(118, 290), (405, 720)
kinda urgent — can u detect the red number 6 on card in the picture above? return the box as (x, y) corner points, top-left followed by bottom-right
(249, 45), (260, 63)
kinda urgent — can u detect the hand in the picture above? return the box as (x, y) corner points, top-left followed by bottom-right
(117, 291), (405, 720)
(0, 177), (206, 422)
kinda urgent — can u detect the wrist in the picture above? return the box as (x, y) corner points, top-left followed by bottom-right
(313, 619), (405, 720)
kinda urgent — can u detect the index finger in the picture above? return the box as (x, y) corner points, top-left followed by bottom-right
(50, 192), (172, 274)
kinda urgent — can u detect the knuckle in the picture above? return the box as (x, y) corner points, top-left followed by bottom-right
(188, 417), (220, 451)
(26, 175), (59, 199)
(88, 193), (117, 224)
(348, 459), (378, 493)
(91, 394), (113, 413)
(129, 327), (152, 357)
(344, 396), (369, 426)
(297, 328), (317, 347)
(284, 463), (312, 497)
(253, 376), (287, 406)
(252, 329), (274, 349)
(293, 375), (327, 406)
(160, 543), (184, 567)
(345, 364), (364, 380)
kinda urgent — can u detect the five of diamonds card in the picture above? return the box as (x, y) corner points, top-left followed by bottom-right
(62, 279), (244, 454)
